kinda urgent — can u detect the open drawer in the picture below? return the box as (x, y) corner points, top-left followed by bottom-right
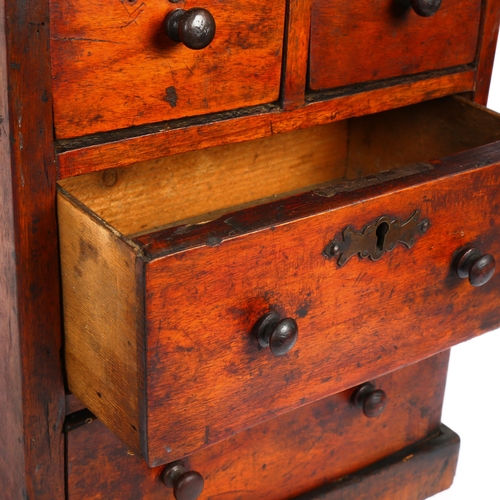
(58, 96), (500, 466)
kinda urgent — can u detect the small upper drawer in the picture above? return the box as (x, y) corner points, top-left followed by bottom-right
(49, 0), (286, 139)
(58, 96), (500, 467)
(309, 0), (481, 91)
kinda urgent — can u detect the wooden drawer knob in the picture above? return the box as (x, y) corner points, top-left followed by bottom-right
(456, 247), (496, 287)
(352, 383), (387, 418)
(411, 0), (442, 17)
(161, 462), (204, 500)
(165, 8), (216, 50)
(254, 312), (298, 356)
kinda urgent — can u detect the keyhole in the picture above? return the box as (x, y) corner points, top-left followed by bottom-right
(376, 222), (390, 251)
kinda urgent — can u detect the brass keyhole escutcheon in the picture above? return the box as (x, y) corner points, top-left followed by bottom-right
(324, 210), (430, 267)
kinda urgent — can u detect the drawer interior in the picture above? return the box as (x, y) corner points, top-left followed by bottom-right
(59, 96), (500, 237)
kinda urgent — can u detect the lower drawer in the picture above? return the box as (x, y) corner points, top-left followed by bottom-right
(67, 352), (449, 500)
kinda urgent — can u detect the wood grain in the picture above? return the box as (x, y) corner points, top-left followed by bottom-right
(309, 0), (481, 90)
(294, 425), (460, 500)
(141, 145), (500, 465)
(0, 3), (24, 495)
(58, 98), (500, 466)
(65, 394), (87, 416)
(67, 353), (450, 499)
(58, 122), (349, 236)
(56, 69), (476, 179)
(346, 96), (500, 178)
(0, 0), (65, 497)
(49, 0), (286, 139)
(474, 0), (500, 105)
(58, 193), (143, 455)
(60, 97), (500, 236)
(281, 0), (312, 109)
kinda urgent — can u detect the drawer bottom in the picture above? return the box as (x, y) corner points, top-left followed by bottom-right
(66, 352), (450, 499)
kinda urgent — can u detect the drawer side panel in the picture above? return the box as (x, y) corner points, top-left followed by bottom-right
(58, 192), (142, 452)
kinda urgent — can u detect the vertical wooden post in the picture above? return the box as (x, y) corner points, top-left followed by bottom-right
(474, 0), (500, 105)
(281, 0), (312, 109)
(0, 0), (65, 497)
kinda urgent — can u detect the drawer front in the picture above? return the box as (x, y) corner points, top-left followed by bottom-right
(58, 97), (500, 466)
(49, 0), (285, 139)
(67, 353), (449, 500)
(309, 0), (481, 91)
(140, 147), (500, 465)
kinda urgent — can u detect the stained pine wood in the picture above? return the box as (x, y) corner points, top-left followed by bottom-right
(294, 425), (460, 500)
(281, 0), (312, 109)
(60, 97), (500, 237)
(58, 122), (349, 236)
(49, 0), (286, 139)
(58, 97), (500, 466)
(474, 0), (500, 105)
(140, 144), (500, 465)
(0, 0), (65, 498)
(309, 0), (481, 90)
(66, 353), (450, 499)
(56, 69), (476, 179)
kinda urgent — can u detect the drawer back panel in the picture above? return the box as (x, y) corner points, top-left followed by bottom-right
(60, 97), (500, 236)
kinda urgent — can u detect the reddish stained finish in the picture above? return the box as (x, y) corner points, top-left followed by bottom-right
(281, 0), (312, 109)
(0, 0), (65, 497)
(309, 0), (481, 90)
(67, 353), (450, 499)
(49, 0), (286, 138)
(293, 425), (460, 500)
(474, 0), (500, 105)
(132, 141), (500, 465)
(56, 70), (476, 179)
(1, 0), (498, 497)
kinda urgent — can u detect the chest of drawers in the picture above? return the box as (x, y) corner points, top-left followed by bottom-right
(1, 0), (500, 498)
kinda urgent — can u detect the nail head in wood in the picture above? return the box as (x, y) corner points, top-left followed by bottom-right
(101, 168), (118, 187)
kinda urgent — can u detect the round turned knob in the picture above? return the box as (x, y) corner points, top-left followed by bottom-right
(165, 8), (216, 50)
(456, 247), (496, 287)
(411, 0), (442, 17)
(161, 462), (204, 500)
(254, 312), (298, 356)
(352, 383), (387, 418)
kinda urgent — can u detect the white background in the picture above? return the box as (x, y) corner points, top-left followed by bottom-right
(433, 38), (500, 499)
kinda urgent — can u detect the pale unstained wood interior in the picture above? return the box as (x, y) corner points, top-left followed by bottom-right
(346, 96), (500, 179)
(59, 122), (350, 236)
(59, 97), (500, 237)
(58, 193), (142, 454)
